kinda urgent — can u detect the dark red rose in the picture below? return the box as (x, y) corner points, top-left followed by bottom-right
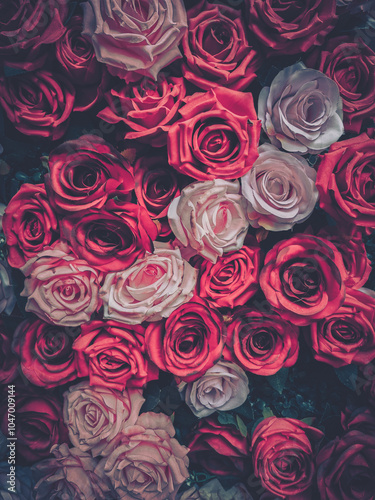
(145, 297), (225, 382)
(316, 431), (375, 500)
(316, 132), (375, 228)
(245, 0), (337, 57)
(0, 0), (68, 71)
(181, 0), (261, 91)
(0, 70), (75, 140)
(305, 288), (375, 368)
(45, 135), (134, 214)
(306, 36), (375, 134)
(252, 417), (324, 498)
(12, 318), (78, 388)
(97, 74), (186, 147)
(187, 416), (250, 477)
(168, 87), (261, 180)
(260, 235), (347, 326)
(73, 320), (158, 391)
(0, 320), (18, 384)
(224, 307), (299, 376)
(2, 183), (59, 269)
(341, 406), (375, 436)
(60, 200), (158, 272)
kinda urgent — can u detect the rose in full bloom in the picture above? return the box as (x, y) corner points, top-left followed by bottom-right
(0, 70), (75, 140)
(181, 1), (261, 91)
(168, 179), (249, 263)
(179, 360), (249, 418)
(145, 297), (225, 382)
(306, 36), (375, 133)
(245, 0), (337, 56)
(225, 307), (299, 376)
(0, 261), (16, 315)
(98, 75), (186, 147)
(3, 184), (59, 269)
(241, 144), (319, 231)
(73, 320), (158, 390)
(178, 479), (254, 500)
(45, 135), (134, 214)
(316, 431), (375, 499)
(168, 87), (261, 180)
(251, 417), (324, 497)
(0, 320), (18, 384)
(316, 132), (375, 228)
(258, 63), (344, 154)
(97, 412), (189, 500)
(33, 444), (115, 500)
(260, 235), (347, 326)
(12, 318), (78, 388)
(63, 381), (145, 457)
(82, 0), (187, 80)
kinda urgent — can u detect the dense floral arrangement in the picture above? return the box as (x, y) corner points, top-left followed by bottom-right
(0, 0), (375, 499)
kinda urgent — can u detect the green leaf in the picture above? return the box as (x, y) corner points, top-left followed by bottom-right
(266, 368), (289, 394)
(236, 415), (248, 438)
(334, 365), (358, 392)
(217, 412), (237, 427)
(262, 407), (274, 419)
(301, 417), (315, 426)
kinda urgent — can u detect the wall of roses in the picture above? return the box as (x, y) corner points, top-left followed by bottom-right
(0, 0), (375, 499)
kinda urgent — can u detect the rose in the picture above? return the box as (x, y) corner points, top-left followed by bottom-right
(21, 244), (102, 327)
(316, 132), (375, 228)
(260, 235), (347, 326)
(0, 70), (75, 141)
(168, 179), (249, 263)
(194, 235), (261, 308)
(224, 307), (299, 376)
(251, 417), (324, 498)
(98, 75), (186, 147)
(181, 1), (260, 91)
(178, 479), (254, 500)
(145, 297), (225, 382)
(240, 145), (319, 231)
(179, 360), (249, 418)
(45, 135), (134, 214)
(96, 412), (189, 500)
(0, 320), (18, 384)
(33, 444), (115, 500)
(316, 431), (375, 499)
(61, 199), (158, 272)
(258, 62), (344, 154)
(0, 261), (16, 315)
(2, 183), (59, 269)
(304, 288), (375, 368)
(245, 0), (337, 56)
(72, 320), (158, 390)
(168, 87), (261, 180)
(341, 406), (375, 436)
(82, 0), (187, 80)
(305, 36), (375, 133)
(12, 318), (78, 388)
(63, 381), (144, 457)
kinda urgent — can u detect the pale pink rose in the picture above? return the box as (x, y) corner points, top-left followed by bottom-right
(241, 144), (319, 231)
(97, 412), (189, 500)
(0, 261), (16, 315)
(179, 360), (249, 418)
(258, 62), (344, 154)
(100, 243), (197, 325)
(63, 381), (144, 457)
(21, 244), (101, 327)
(82, 0), (187, 81)
(178, 479), (254, 500)
(168, 179), (249, 263)
(33, 444), (115, 500)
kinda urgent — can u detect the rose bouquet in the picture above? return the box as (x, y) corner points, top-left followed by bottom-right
(0, 0), (375, 499)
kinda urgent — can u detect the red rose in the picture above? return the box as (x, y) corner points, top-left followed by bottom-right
(0, 70), (75, 140)
(306, 36), (375, 134)
(245, 0), (337, 57)
(316, 132), (375, 228)
(252, 417), (324, 498)
(73, 320), (158, 391)
(3, 183), (59, 269)
(167, 87), (261, 180)
(341, 406), (375, 436)
(260, 235), (347, 326)
(0, 320), (18, 384)
(181, 0), (261, 91)
(224, 307), (299, 376)
(12, 318), (78, 388)
(45, 135), (134, 214)
(145, 297), (225, 382)
(97, 74), (186, 147)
